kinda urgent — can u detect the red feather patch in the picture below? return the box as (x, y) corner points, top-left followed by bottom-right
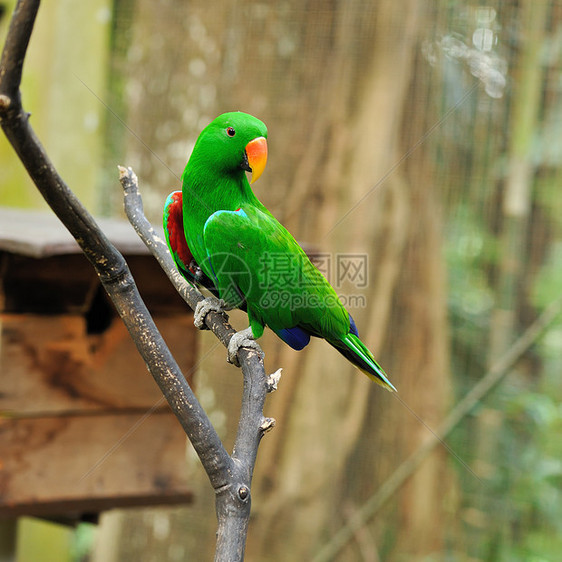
(166, 192), (194, 272)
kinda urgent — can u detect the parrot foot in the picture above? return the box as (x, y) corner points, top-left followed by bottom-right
(227, 326), (264, 367)
(194, 296), (228, 329)
(266, 368), (282, 392)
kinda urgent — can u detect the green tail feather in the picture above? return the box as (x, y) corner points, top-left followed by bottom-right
(337, 333), (396, 392)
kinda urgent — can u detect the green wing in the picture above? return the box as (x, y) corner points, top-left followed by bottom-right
(202, 205), (396, 391)
(202, 206), (350, 340)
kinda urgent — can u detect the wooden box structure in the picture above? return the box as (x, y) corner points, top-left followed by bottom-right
(0, 208), (196, 519)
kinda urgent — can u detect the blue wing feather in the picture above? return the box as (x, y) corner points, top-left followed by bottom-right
(274, 326), (311, 351)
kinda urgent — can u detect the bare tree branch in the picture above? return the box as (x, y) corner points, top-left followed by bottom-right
(119, 166), (245, 349)
(119, 167), (275, 557)
(0, 2), (272, 560)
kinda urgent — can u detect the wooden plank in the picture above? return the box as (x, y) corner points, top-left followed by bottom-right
(0, 314), (197, 415)
(0, 412), (193, 516)
(0, 208), (163, 258)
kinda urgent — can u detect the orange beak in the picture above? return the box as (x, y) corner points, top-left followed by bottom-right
(245, 136), (268, 184)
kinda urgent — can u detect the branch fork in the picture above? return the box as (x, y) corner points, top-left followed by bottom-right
(1, 5), (279, 560)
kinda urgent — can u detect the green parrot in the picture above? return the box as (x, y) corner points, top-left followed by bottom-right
(163, 111), (395, 391)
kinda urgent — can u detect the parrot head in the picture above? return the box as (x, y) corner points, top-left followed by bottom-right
(191, 112), (268, 184)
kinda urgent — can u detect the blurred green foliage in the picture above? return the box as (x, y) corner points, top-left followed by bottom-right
(16, 518), (73, 562)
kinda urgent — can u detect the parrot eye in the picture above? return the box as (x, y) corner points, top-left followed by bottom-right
(226, 127), (236, 137)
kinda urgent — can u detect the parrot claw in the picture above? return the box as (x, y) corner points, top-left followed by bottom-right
(227, 327), (264, 367)
(194, 296), (228, 329)
(266, 368), (282, 392)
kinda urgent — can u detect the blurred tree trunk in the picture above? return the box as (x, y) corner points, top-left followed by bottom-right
(248, 2), (453, 559)
(95, 1), (453, 560)
(490, 0), (548, 359)
(475, 2), (550, 559)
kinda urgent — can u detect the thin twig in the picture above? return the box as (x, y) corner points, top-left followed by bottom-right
(312, 294), (562, 562)
(119, 165), (275, 557)
(119, 166), (240, 349)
